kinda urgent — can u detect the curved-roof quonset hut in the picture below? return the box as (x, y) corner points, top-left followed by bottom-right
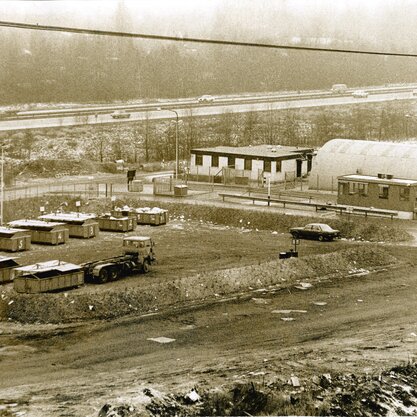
(309, 139), (417, 190)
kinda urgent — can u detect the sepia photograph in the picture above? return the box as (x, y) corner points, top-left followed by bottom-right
(0, 0), (417, 416)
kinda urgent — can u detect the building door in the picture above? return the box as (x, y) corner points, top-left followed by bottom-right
(296, 159), (302, 178)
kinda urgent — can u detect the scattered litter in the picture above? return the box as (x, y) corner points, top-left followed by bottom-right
(288, 376), (301, 387)
(63, 292), (68, 298)
(272, 310), (307, 314)
(88, 305), (94, 311)
(147, 336), (176, 344)
(410, 333), (417, 337)
(184, 389), (200, 403)
(252, 298), (269, 305)
(294, 282), (312, 290)
(8, 300), (14, 305)
(249, 371), (265, 376)
(281, 317), (295, 321)
(357, 299), (363, 303)
(272, 231), (278, 235)
(313, 302), (327, 306)
(70, 300), (75, 304)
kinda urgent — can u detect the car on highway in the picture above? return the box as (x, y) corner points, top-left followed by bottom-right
(198, 95), (215, 103)
(290, 223), (340, 242)
(111, 110), (131, 119)
(331, 84), (348, 94)
(352, 90), (368, 98)
(412, 89), (417, 96)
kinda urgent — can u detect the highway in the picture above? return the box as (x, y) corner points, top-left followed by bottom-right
(0, 85), (416, 132)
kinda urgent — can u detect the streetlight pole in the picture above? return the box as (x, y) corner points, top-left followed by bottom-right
(167, 109), (179, 180)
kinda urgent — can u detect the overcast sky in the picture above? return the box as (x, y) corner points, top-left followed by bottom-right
(0, 0), (413, 51)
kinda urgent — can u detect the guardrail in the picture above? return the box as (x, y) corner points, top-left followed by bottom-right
(3, 83), (417, 122)
(218, 192), (398, 219)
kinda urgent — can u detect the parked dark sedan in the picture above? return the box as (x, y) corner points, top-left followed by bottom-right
(290, 223), (340, 241)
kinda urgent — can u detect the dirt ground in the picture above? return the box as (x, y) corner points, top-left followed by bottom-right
(0, 217), (416, 416)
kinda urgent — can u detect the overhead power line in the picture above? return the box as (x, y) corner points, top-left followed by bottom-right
(0, 20), (416, 58)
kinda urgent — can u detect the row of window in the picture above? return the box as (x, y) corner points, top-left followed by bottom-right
(194, 154), (282, 172)
(339, 182), (411, 201)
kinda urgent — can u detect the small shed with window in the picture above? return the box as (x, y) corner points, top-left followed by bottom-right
(337, 174), (417, 218)
(189, 144), (314, 185)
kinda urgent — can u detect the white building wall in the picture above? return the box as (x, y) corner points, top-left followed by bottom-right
(235, 158), (244, 170)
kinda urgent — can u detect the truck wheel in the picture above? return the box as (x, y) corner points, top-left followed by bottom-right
(98, 268), (110, 283)
(109, 267), (119, 281)
(142, 259), (150, 273)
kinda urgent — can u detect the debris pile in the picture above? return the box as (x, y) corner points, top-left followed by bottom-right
(96, 364), (417, 416)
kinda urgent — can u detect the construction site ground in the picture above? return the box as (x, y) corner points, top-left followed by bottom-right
(0, 178), (416, 416)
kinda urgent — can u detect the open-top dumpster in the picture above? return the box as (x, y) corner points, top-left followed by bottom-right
(8, 220), (69, 245)
(98, 215), (136, 232)
(39, 212), (99, 238)
(0, 226), (31, 252)
(14, 260), (84, 293)
(132, 207), (169, 226)
(0, 256), (20, 284)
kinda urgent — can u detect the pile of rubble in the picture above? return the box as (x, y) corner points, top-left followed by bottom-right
(97, 364), (417, 416)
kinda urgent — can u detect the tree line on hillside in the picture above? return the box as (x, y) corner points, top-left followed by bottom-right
(1, 27), (417, 104)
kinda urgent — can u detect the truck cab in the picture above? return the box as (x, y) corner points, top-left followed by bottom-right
(123, 236), (155, 259)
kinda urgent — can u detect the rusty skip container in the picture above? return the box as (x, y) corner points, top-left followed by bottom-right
(39, 212), (99, 238)
(8, 220), (69, 245)
(0, 256), (20, 284)
(98, 215), (136, 232)
(0, 226), (31, 252)
(14, 260), (84, 293)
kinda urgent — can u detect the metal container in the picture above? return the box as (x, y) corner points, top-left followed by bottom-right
(0, 256), (20, 284)
(174, 185), (188, 197)
(13, 260), (84, 293)
(135, 207), (169, 226)
(0, 227), (31, 252)
(39, 213), (99, 238)
(8, 220), (69, 245)
(129, 179), (143, 192)
(98, 215), (136, 232)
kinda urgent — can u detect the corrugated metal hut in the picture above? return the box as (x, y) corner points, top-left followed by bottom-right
(39, 212), (99, 238)
(309, 139), (417, 190)
(98, 215), (136, 232)
(0, 226), (31, 252)
(8, 220), (69, 245)
(14, 260), (84, 293)
(0, 256), (20, 284)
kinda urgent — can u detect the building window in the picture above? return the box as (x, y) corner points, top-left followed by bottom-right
(211, 155), (219, 167)
(276, 160), (282, 172)
(357, 183), (368, 196)
(349, 182), (357, 194)
(195, 154), (203, 166)
(399, 187), (410, 201)
(228, 156), (235, 167)
(338, 182), (348, 195)
(244, 158), (252, 171)
(378, 185), (389, 199)
(264, 160), (271, 172)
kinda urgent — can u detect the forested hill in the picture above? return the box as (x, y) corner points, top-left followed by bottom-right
(1, 0), (417, 104)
